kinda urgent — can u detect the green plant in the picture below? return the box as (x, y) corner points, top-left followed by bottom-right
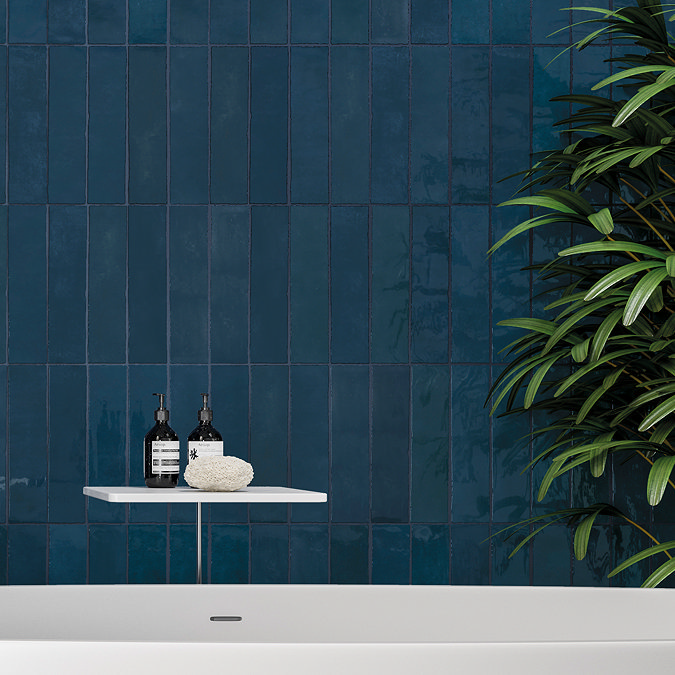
(489, 0), (675, 586)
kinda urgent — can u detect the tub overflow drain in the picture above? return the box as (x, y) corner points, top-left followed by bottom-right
(210, 616), (243, 622)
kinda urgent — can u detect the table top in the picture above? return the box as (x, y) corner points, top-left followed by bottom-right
(83, 485), (327, 503)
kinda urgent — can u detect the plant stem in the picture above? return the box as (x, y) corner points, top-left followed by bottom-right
(621, 514), (672, 560)
(617, 195), (674, 252)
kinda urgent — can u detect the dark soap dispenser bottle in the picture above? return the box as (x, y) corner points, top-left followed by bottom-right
(144, 393), (179, 488)
(187, 393), (224, 463)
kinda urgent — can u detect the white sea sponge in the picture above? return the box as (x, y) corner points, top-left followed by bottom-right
(184, 455), (254, 491)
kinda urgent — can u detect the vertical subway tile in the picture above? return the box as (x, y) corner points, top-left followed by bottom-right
(451, 47), (489, 203)
(49, 366), (86, 523)
(371, 46), (409, 203)
(48, 0), (86, 44)
(290, 524), (329, 583)
(0, 526), (6, 585)
(88, 47), (126, 204)
(169, 524), (206, 583)
(128, 47), (167, 204)
(211, 206), (250, 364)
(451, 523), (490, 584)
(0, 367), (6, 524)
(291, 0), (329, 43)
(8, 0), (46, 43)
(129, 524), (167, 583)
(451, 0), (488, 44)
(372, 0), (409, 43)
(0, 209), (7, 361)
(88, 0), (126, 44)
(88, 207), (127, 363)
(372, 365), (410, 523)
(251, 0), (288, 43)
(411, 206), (449, 362)
(291, 47), (329, 203)
(49, 206), (86, 363)
(493, 0), (530, 44)
(411, 47), (448, 204)
(572, 525), (610, 587)
(8, 206), (46, 363)
(129, 0), (167, 44)
(210, 0), (249, 44)
(8, 524), (47, 584)
(451, 365), (490, 522)
(611, 523), (650, 588)
(411, 365), (449, 522)
(128, 206), (167, 364)
(412, 524), (449, 584)
(251, 206), (288, 363)
(411, 0), (448, 44)
(170, 47), (208, 204)
(331, 46), (369, 204)
(533, 524), (572, 586)
(290, 366), (329, 522)
(9, 366), (47, 523)
(371, 205), (409, 364)
(0, 50), (6, 202)
(250, 47), (288, 204)
(8, 46), (47, 203)
(251, 524), (289, 583)
(330, 524), (368, 583)
(533, 46), (570, 154)
(331, 206), (369, 363)
(211, 47), (249, 203)
(532, 3), (570, 44)
(89, 524), (127, 583)
(169, 206), (208, 363)
(171, 0), (208, 43)
(451, 205), (489, 362)
(492, 527), (530, 585)
(372, 525), (410, 584)
(211, 524), (249, 583)
(49, 524), (87, 584)
(331, 366), (369, 522)
(290, 206), (329, 363)
(331, 0), (368, 43)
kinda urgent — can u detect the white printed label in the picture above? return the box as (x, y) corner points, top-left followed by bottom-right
(151, 441), (180, 474)
(188, 440), (223, 462)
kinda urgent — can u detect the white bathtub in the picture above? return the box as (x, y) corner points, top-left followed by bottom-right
(1, 584), (674, 674)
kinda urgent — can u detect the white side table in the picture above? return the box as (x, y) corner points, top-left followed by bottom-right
(83, 486), (327, 583)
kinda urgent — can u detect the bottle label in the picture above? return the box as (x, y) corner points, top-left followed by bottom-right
(151, 441), (180, 474)
(188, 440), (224, 462)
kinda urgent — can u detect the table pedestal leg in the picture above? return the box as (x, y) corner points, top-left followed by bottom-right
(196, 502), (202, 584)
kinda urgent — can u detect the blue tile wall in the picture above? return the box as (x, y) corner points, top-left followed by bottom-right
(0, 0), (644, 587)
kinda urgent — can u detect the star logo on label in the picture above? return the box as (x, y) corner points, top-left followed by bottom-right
(190, 449), (198, 460)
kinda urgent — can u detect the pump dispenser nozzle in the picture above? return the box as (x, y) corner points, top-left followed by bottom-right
(153, 392), (169, 422)
(198, 392), (213, 422)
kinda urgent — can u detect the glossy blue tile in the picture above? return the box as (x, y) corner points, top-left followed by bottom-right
(451, 524), (490, 584)
(49, 524), (86, 584)
(412, 524), (449, 584)
(128, 47), (167, 204)
(211, 524), (249, 583)
(291, 0), (329, 43)
(211, 206), (249, 363)
(532, 524), (572, 586)
(372, 0), (409, 43)
(128, 206), (167, 364)
(610, 523), (650, 588)
(88, 0), (126, 44)
(330, 46), (369, 203)
(291, 47), (329, 202)
(371, 206), (409, 363)
(8, 0), (46, 42)
(88, 207), (127, 363)
(250, 366), (288, 522)
(372, 366), (409, 523)
(290, 206), (328, 362)
(49, 0), (85, 44)
(8, 47), (47, 203)
(573, 45), (611, 94)
(411, 47), (448, 204)
(49, 206), (86, 363)
(493, 0), (530, 44)
(88, 366), (127, 523)
(88, 48), (126, 204)
(250, 47), (288, 203)
(0, 1), (7, 43)
(89, 524), (127, 583)
(170, 524), (206, 583)
(0, 527), (6, 584)
(572, 524), (610, 587)
(411, 206), (449, 362)
(211, 47), (248, 203)
(290, 524), (328, 583)
(451, 205), (489, 362)
(0, 50), (7, 200)
(331, 206), (368, 363)
(330, 524), (368, 583)
(0, 210), (7, 361)
(613, 454), (651, 524)
(8, 206), (46, 363)
(451, 365), (490, 522)
(170, 47), (208, 204)
(492, 526), (531, 585)
(411, 365), (449, 522)
(451, 0), (488, 44)
(411, 0), (447, 44)
(251, 0), (288, 43)
(0, 367), (6, 523)
(451, 46), (489, 203)
(169, 206), (208, 363)
(371, 47), (409, 203)
(533, 46), (570, 154)
(129, 0), (167, 44)
(8, 525), (46, 584)
(171, 0), (208, 43)
(48, 366), (86, 523)
(129, 524), (167, 583)
(372, 525), (410, 584)
(532, 3), (570, 44)
(331, 0), (368, 43)
(251, 524), (289, 583)
(251, 206), (288, 363)
(290, 366), (329, 522)
(331, 366), (369, 522)
(210, 0), (248, 44)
